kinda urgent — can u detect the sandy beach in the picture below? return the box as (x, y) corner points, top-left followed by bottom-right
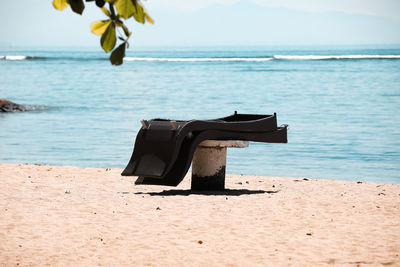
(1, 163), (399, 266)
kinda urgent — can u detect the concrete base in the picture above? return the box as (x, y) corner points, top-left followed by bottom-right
(191, 140), (249, 191)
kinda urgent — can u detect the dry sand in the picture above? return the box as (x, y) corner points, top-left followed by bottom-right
(1, 163), (399, 266)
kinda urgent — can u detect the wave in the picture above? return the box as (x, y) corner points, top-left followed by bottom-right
(0, 55), (104, 61)
(0, 55), (35, 60)
(121, 55), (400, 62)
(1, 54), (400, 62)
(273, 55), (400, 60)
(123, 57), (274, 62)
(1, 104), (50, 113)
(1, 55), (272, 62)
(23, 105), (51, 112)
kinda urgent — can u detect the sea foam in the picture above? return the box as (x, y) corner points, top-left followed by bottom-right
(3, 55), (28, 60)
(124, 57), (273, 62)
(273, 55), (400, 60)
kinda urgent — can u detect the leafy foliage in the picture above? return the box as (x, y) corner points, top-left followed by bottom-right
(100, 22), (116, 52)
(110, 42), (126, 65)
(53, 0), (69, 10)
(52, 0), (153, 65)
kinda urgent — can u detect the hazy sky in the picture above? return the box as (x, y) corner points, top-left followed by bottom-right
(156, 0), (400, 21)
(0, 0), (399, 47)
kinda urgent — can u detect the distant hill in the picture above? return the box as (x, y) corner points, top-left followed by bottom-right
(133, 1), (400, 46)
(1, 1), (398, 47)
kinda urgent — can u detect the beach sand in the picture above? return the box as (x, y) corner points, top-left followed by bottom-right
(0, 163), (399, 266)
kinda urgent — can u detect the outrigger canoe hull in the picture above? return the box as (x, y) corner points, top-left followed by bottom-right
(122, 112), (287, 186)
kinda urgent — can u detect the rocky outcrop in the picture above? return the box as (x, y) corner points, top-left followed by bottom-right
(0, 98), (26, 112)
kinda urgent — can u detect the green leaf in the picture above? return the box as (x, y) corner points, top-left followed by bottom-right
(69, 0), (85, 15)
(144, 11), (154, 24)
(91, 20), (112, 35)
(110, 42), (126, 65)
(53, 0), (69, 10)
(115, 19), (123, 27)
(100, 23), (116, 52)
(101, 7), (111, 17)
(95, 0), (106, 8)
(132, 2), (145, 24)
(115, 0), (135, 19)
(121, 24), (131, 37)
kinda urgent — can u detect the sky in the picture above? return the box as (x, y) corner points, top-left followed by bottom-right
(157, 0), (400, 21)
(0, 0), (399, 47)
(162, 0), (400, 20)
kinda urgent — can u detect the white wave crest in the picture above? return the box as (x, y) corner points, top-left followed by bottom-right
(0, 55), (28, 60)
(23, 105), (50, 111)
(124, 57), (273, 62)
(273, 55), (400, 60)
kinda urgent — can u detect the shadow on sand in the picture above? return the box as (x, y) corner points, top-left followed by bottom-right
(135, 189), (280, 196)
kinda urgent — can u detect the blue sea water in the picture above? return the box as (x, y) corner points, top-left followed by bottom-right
(1, 45), (399, 184)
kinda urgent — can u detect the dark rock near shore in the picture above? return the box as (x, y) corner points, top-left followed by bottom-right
(0, 98), (27, 112)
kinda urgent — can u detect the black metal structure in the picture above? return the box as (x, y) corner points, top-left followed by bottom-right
(122, 112), (288, 186)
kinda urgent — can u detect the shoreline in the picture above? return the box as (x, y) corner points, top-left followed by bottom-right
(2, 162), (398, 185)
(1, 163), (399, 265)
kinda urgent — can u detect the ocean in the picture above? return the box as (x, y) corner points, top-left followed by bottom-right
(1, 45), (399, 184)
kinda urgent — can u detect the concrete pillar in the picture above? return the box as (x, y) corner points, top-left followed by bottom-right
(191, 140), (249, 191)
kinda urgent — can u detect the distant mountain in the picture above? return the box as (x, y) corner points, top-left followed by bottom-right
(133, 1), (400, 46)
(1, 1), (398, 47)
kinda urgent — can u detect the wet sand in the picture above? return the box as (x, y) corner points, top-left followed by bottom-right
(1, 163), (399, 266)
